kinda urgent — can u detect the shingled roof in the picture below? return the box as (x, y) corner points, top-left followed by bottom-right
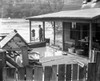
(0, 30), (29, 50)
(26, 8), (100, 21)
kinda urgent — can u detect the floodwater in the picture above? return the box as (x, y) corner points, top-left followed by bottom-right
(0, 18), (53, 43)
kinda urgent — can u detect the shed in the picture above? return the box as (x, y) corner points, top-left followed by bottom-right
(0, 30), (29, 67)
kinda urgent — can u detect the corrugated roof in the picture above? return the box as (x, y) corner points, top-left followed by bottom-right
(26, 8), (100, 21)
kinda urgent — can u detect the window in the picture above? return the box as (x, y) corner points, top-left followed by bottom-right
(70, 23), (80, 40)
(70, 23), (89, 40)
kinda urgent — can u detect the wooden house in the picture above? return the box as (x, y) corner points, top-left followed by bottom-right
(26, 6), (100, 61)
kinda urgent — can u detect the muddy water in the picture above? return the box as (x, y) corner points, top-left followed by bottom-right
(0, 18), (53, 43)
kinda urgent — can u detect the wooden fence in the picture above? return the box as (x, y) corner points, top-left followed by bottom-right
(2, 51), (100, 81)
(2, 63), (96, 81)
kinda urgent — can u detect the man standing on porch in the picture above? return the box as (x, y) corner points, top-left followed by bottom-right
(39, 25), (43, 42)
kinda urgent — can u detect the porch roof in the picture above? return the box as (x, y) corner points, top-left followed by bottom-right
(26, 8), (100, 21)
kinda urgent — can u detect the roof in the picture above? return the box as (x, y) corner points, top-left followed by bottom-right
(0, 30), (29, 50)
(0, 33), (8, 37)
(26, 8), (100, 21)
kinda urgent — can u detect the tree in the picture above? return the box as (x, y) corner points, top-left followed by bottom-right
(47, 0), (64, 12)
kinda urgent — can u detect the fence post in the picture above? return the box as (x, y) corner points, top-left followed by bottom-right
(21, 46), (29, 66)
(58, 64), (65, 81)
(44, 66), (52, 81)
(26, 66), (33, 81)
(18, 67), (25, 81)
(0, 49), (6, 81)
(51, 65), (57, 81)
(95, 51), (100, 81)
(79, 65), (86, 81)
(72, 64), (78, 81)
(66, 64), (71, 81)
(34, 66), (43, 81)
(87, 63), (96, 81)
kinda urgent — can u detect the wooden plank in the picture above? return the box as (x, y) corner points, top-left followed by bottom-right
(54, 21), (55, 45)
(34, 66), (43, 81)
(0, 50), (6, 68)
(44, 66), (52, 81)
(26, 66), (33, 81)
(29, 20), (32, 41)
(79, 65), (86, 81)
(21, 46), (29, 66)
(6, 55), (20, 68)
(87, 63), (96, 81)
(66, 64), (71, 81)
(43, 21), (45, 41)
(89, 22), (92, 62)
(3, 68), (6, 81)
(0, 68), (3, 81)
(58, 64), (65, 81)
(72, 64), (78, 81)
(51, 65), (57, 81)
(95, 52), (100, 81)
(18, 67), (25, 80)
(6, 68), (16, 81)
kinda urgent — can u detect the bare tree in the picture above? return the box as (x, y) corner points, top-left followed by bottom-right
(47, 0), (64, 12)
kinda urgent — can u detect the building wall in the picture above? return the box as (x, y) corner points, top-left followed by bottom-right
(63, 22), (75, 51)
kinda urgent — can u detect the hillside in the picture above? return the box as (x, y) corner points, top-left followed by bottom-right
(0, 0), (83, 18)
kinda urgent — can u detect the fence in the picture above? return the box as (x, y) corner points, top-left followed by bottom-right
(2, 63), (96, 81)
(2, 51), (100, 81)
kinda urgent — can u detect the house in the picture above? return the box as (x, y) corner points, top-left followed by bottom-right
(26, 0), (100, 62)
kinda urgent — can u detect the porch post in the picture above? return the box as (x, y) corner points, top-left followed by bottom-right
(43, 21), (45, 41)
(89, 22), (92, 62)
(29, 20), (32, 42)
(54, 21), (55, 45)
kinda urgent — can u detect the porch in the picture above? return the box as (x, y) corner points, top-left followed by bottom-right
(26, 8), (100, 61)
(31, 45), (89, 66)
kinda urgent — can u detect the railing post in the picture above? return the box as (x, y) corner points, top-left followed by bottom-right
(0, 49), (6, 81)
(95, 51), (100, 81)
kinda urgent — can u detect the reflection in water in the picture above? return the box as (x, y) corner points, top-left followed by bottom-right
(44, 46), (63, 57)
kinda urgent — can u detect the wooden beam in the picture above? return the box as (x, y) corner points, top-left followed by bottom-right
(21, 46), (29, 66)
(87, 63), (96, 81)
(51, 65), (57, 81)
(43, 21), (45, 41)
(89, 22), (92, 62)
(0, 50), (6, 68)
(26, 66), (33, 81)
(6, 55), (20, 68)
(29, 20), (32, 42)
(44, 66), (52, 81)
(72, 64), (78, 80)
(34, 66), (43, 81)
(66, 64), (71, 81)
(62, 22), (64, 51)
(18, 67), (25, 80)
(54, 21), (55, 45)
(58, 64), (65, 81)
